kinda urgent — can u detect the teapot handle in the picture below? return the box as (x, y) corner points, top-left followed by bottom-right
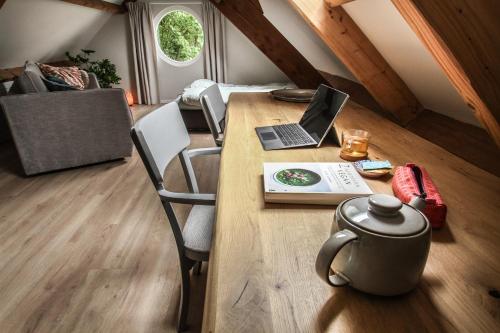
(315, 229), (358, 287)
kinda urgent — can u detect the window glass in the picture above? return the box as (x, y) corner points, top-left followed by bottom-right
(157, 10), (204, 64)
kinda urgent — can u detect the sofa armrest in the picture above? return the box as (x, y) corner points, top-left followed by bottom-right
(0, 89), (133, 175)
(87, 73), (100, 89)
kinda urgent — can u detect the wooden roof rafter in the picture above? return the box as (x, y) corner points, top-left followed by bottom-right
(0, 61), (74, 83)
(288, 0), (423, 125)
(209, 0), (327, 89)
(324, 0), (355, 6)
(60, 0), (127, 14)
(247, 0), (263, 13)
(391, 0), (500, 146)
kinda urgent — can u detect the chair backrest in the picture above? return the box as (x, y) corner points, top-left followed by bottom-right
(131, 102), (196, 269)
(200, 84), (226, 138)
(131, 102), (190, 187)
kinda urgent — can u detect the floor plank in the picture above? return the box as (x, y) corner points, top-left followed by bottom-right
(0, 104), (218, 333)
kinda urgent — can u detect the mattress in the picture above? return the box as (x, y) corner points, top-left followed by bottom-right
(181, 79), (296, 108)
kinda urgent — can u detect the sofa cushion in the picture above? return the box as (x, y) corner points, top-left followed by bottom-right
(10, 71), (46, 94)
(80, 70), (90, 89)
(0, 82), (8, 96)
(24, 61), (49, 93)
(25, 61), (44, 77)
(38, 63), (85, 90)
(42, 75), (78, 92)
(10, 61), (50, 94)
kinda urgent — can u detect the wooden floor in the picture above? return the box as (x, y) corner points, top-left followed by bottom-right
(0, 103), (497, 333)
(0, 105), (219, 333)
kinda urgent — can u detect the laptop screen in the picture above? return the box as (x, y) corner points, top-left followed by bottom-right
(299, 85), (349, 143)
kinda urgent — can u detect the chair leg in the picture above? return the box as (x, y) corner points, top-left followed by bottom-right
(193, 261), (202, 275)
(177, 261), (191, 332)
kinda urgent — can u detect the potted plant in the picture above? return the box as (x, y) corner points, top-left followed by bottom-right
(65, 49), (121, 88)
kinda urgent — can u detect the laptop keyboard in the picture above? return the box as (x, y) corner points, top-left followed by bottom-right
(273, 124), (316, 146)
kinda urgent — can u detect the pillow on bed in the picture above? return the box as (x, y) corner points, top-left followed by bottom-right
(180, 80), (298, 108)
(189, 79), (216, 88)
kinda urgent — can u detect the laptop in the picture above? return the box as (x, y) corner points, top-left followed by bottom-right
(256, 84), (349, 151)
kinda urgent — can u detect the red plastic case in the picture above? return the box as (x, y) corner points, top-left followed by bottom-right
(392, 163), (447, 228)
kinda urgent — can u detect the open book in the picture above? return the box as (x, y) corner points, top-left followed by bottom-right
(263, 162), (373, 205)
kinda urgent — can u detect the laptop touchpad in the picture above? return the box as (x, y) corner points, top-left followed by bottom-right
(261, 132), (277, 140)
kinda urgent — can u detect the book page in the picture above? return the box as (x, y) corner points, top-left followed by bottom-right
(264, 163), (372, 195)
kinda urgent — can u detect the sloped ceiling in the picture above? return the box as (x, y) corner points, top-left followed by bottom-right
(0, 0), (113, 68)
(0, 0), (479, 127)
(260, 0), (354, 81)
(259, 0), (477, 126)
(342, 0), (479, 126)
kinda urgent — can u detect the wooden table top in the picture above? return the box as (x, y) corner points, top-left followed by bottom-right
(202, 93), (500, 332)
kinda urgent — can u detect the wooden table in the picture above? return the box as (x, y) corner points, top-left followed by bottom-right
(202, 93), (500, 332)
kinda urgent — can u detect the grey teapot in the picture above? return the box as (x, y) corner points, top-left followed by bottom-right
(316, 194), (431, 296)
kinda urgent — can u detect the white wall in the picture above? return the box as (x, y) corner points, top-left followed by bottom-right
(225, 0), (356, 85)
(225, 21), (288, 85)
(0, 0), (480, 127)
(0, 0), (135, 98)
(151, 2), (205, 102)
(343, 0), (478, 126)
(260, 0), (355, 81)
(0, 0), (111, 68)
(85, 14), (136, 97)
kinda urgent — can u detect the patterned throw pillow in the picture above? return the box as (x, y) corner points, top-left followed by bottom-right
(41, 75), (78, 92)
(38, 63), (85, 90)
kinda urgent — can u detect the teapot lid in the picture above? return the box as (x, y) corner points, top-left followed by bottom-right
(340, 194), (427, 237)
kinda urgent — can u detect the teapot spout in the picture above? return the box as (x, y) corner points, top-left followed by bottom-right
(409, 196), (426, 212)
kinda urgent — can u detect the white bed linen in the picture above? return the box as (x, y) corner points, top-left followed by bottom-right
(181, 79), (296, 107)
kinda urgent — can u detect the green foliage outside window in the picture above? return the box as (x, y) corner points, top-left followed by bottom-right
(157, 10), (204, 62)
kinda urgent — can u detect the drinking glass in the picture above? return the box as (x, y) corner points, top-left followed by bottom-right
(340, 129), (370, 161)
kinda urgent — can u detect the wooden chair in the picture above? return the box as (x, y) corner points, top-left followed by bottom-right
(200, 84), (226, 146)
(130, 102), (221, 332)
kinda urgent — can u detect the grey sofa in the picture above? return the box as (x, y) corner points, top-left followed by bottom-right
(0, 61), (133, 175)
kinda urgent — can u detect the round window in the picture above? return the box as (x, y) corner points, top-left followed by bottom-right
(156, 9), (204, 66)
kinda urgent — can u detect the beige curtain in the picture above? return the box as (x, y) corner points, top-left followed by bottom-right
(202, 0), (227, 83)
(128, 2), (160, 105)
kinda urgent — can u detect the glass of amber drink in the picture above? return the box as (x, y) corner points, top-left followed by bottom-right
(340, 129), (370, 161)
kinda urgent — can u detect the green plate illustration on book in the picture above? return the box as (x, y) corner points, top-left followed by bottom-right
(274, 168), (321, 187)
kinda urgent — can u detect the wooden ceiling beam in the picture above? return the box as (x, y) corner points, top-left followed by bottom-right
(248, 0), (263, 13)
(407, 109), (500, 176)
(288, 0), (422, 125)
(60, 0), (125, 14)
(320, 70), (383, 114)
(209, 0), (327, 89)
(392, 0), (500, 146)
(324, 0), (355, 7)
(0, 61), (74, 83)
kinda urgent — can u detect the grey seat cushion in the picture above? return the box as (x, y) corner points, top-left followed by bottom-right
(182, 205), (215, 261)
(0, 82), (8, 96)
(24, 61), (49, 93)
(10, 61), (49, 94)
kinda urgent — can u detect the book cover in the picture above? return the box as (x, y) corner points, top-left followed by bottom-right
(263, 162), (373, 205)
